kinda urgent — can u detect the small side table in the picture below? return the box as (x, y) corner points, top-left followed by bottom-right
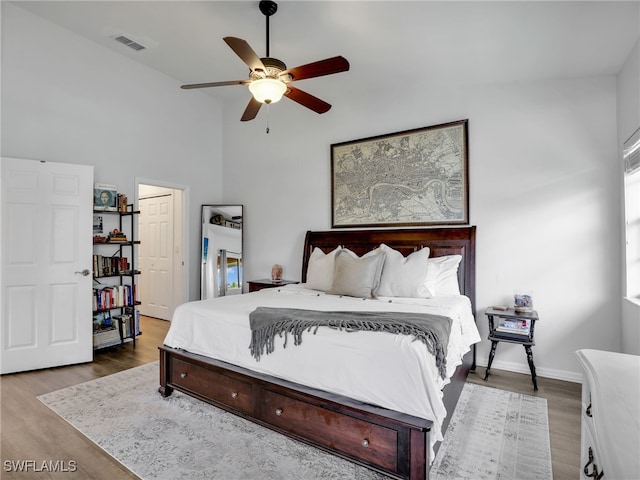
(247, 279), (299, 292)
(483, 307), (539, 390)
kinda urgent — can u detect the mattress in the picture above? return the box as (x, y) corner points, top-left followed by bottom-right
(163, 283), (481, 452)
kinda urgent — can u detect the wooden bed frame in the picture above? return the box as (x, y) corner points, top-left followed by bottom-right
(159, 226), (476, 480)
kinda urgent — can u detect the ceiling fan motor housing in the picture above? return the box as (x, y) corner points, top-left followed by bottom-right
(250, 57), (291, 82)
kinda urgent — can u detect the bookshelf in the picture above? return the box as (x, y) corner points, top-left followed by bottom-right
(92, 198), (141, 350)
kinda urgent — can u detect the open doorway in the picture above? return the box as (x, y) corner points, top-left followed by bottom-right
(136, 182), (187, 321)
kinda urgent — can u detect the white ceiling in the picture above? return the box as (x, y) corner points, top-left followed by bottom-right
(11, 1), (640, 108)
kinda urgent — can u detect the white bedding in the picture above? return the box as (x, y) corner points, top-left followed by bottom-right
(163, 283), (481, 457)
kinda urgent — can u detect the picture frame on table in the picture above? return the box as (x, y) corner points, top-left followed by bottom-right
(331, 119), (469, 228)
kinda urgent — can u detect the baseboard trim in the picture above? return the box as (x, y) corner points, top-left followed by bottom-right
(475, 356), (582, 383)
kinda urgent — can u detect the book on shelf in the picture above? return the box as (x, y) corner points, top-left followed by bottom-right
(107, 229), (128, 242)
(117, 193), (128, 213)
(93, 284), (135, 311)
(112, 314), (132, 338)
(92, 255), (130, 277)
(495, 318), (531, 335)
(124, 306), (141, 336)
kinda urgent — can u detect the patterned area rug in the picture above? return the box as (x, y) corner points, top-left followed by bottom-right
(38, 362), (552, 480)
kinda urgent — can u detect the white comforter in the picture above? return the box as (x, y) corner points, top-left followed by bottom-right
(163, 284), (480, 456)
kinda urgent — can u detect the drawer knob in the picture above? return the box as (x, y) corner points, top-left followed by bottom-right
(361, 439), (369, 448)
(231, 392), (238, 399)
(180, 372), (187, 378)
(275, 408), (283, 416)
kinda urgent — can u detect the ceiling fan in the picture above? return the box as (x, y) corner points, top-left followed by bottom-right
(180, 0), (349, 122)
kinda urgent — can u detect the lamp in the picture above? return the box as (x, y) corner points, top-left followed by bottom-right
(248, 78), (287, 104)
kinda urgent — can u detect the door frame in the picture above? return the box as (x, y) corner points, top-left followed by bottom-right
(135, 178), (190, 314)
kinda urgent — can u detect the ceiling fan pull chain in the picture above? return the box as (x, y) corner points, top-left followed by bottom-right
(266, 104), (270, 134)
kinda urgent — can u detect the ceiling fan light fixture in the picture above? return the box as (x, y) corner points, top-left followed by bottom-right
(248, 78), (287, 104)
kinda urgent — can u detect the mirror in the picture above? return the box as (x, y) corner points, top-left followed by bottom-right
(200, 205), (243, 299)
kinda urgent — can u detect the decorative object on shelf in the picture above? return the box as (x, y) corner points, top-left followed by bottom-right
(108, 228), (128, 242)
(93, 183), (118, 211)
(331, 119), (469, 228)
(514, 290), (533, 312)
(93, 215), (103, 234)
(271, 264), (283, 282)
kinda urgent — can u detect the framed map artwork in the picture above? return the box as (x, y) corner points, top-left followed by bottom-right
(331, 119), (469, 228)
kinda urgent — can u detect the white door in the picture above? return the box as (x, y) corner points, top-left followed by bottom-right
(138, 194), (173, 320)
(1, 158), (93, 374)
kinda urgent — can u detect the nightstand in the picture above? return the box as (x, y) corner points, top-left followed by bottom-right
(247, 279), (299, 292)
(483, 307), (539, 390)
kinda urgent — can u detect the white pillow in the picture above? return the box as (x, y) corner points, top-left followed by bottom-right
(328, 248), (385, 298)
(377, 244), (431, 298)
(305, 246), (341, 292)
(425, 255), (462, 296)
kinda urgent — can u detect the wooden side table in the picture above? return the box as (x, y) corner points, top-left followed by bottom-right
(247, 279), (299, 292)
(483, 307), (539, 390)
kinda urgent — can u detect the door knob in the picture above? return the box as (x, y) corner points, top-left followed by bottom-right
(75, 269), (90, 276)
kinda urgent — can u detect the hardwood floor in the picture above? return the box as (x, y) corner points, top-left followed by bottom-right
(1, 316), (581, 479)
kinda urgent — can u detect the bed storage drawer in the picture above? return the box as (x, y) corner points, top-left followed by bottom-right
(159, 346), (433, 480)
(170, 357), (253, 414)
(259, 388), (398, 471)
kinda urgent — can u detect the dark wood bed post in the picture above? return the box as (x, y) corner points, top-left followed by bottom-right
(158, 346), (173, 397)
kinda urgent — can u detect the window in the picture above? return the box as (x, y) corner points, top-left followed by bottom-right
(624, 127), (640, 299)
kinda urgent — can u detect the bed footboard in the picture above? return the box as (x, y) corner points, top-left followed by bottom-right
(159, 345), (433, 480)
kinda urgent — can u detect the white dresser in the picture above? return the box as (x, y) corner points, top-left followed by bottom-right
(575, 349), (640, 480)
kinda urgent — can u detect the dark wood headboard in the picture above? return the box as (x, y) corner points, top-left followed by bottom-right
(301, 227), (476, 312)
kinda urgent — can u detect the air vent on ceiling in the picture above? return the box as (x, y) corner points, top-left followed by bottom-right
(113, 35), (146, 52)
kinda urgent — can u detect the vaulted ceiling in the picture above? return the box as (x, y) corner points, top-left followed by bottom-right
(12, 1), (640, 109)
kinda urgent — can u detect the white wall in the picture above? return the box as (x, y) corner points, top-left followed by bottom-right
(0, 3), (224, 300)
(2, 2), (634, 381)
(617, 39), (640, 355)
(223, 75), (623, 381)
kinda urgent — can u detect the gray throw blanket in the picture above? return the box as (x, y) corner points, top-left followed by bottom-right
(249, 307), (452, 379)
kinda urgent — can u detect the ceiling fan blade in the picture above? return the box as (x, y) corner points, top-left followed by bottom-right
(241, 97), (262, 122)
(281, 56), (349, 82)
(224, 37), (266, 73)
(284, 85), (331, 114)
(181, 80), (250, 89)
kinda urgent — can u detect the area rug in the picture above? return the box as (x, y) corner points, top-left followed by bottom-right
(38, 362), (552, 480)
